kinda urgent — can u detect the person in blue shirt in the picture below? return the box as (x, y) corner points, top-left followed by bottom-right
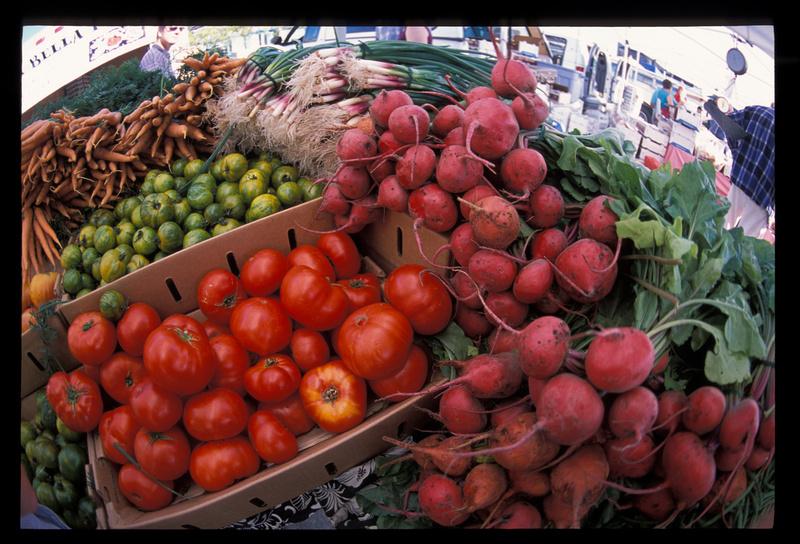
(704, 102), (775, 238)
(650, 79), (674, 120)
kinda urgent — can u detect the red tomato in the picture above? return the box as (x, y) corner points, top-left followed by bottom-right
(46, 370), (103, 433)
(183, 388), (249, 441)
(118, 464), (174, 512)
(643, 155), (661, 170)
(189, 437), (260, 492)
(197, 269), (248, 325)
(229, 297), (292, 356)
(288, 245), (336, 281)
(336, 303), (414, 380)
(280, 266), (349, 331)
(289, 329), (330, 372)
(258, 392), (315, 436)
(203, 319), (230, 340)
(248, 410), (298, 464)
(240, 248), (289, 297)
(99, 352), (146, 405)
(116, 303), (161, 357)
(384, 265), (453, 335)
(99, 405), (141, 465)
(244, 354), (302, 403)
(143, 324), (216, 397)
(134, 426), (191, 481)
(129, 378), (183, 432)
(67, 311), (117, 366)
(368, 345), (430, 400)
(299, 360), (367, 433)
(80, 364), (101, 383)
(161, 314), (206, 338)
(316, 232), (361, 280)
(209, 334), (250, 395)
(336, 273), (382, 310)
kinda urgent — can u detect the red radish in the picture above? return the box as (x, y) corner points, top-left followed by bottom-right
(585, 328), (654, 393)
(608, 386), (659, 441)
(528, 184), (564, 228)
(462, 195), (521, 250)
(682, 386), (727, 435)
(451, 268), (482, 309)
(368, 157), (395, 184)
(499, 148), (547, 197)
(488, 327), (517, 354)
(383, 435), (472, 477)
(446, 223), (480, 268)
(605, 435), (657, 478)
(530, 228), (567, 261)
(579, 195), (620, 247)
(462, 97), (520, 162)
(378, 130), (404, 154)
(654, 390), (689, 435)
(459, 185), (497, 220)
(376, 175), (409, 212)
(634, 488), (676, 522)
(462, 463), (508, 512)
(719, 398), (760, 452)
(712, 466), (748, 507)
(333, 165), (371, 199)
(715, 446), (747, 472)
(549, 445), (609, 527)
(652, 352), (670, 374)
(324, 195), (381, 234)
(444, 126), (466, 146)
(465, 86), (499, 104)
(435, 145), (484, 194)
(396, 144), (437, 190)
(411, 434), (446, 471)
(528, 376), (547, 407)
(758, 410), (775, 450)
(489, 399), (532, 429)
(507, 469), (550, 497)
(552, 238), (618, 304)
(535, 373), (605, 445)
(492, 501), (542, 529)
(408, 184), (458, 233)
(336, 128), (377, 161)
(455, 304), (492, 339)
(534, 288), (571, 315)
(512, 259), (553, 304)
(512, 92), (549, 130)
(517, 316), (570, 379)
(544, 493), (593, 529)
(432, 104), (465, 137)
(484, 291), (528, 329)
(418, 473), (470, 527)
(370, 89), (413, 128)
(491, 58), (537, 98)
(488, 413), (560, 472)
(467, 249), (518, 293)
(746, 447), (770, 470)
(388, 104), (430, 145)
(319, 183), (350, 216)
(438, 384), (488, 434)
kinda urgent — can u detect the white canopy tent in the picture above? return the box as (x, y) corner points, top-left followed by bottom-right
(727, 26), (774, 59)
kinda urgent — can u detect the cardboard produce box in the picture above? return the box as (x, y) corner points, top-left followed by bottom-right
(67, 203), (451, 529)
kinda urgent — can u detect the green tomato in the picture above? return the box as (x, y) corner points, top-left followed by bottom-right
(132, 227), (159, 256)
(303, 179), (324, 202)
(157, 221), (184, 254)
(92, 225), (116, 254)
(99, 289), (128, 322)
(22, 452), (34, 483)
(204, 203), (225, 226)
(99, 249), (127, 283)
(175, 176), (191, 196)
(55, 433), (69, 449)
(130, 205), (144, 228)
(183, 228), (212, 248)
(114, 221), (136, 246)
(269, 158), (282, 173)
(170, 158), (189, 177)
(116, 244), (135, 265)
(77, 225), (97, 249)
(77, 496), (97, 529)
(221, 152), (249, 183)
(210, 159), (225, 182)
(115, 196), (142, 221)
(144, 169), (164, 186)
(35, 481), (61, 514)
(239, 175), (267, 206)
(271, 165), (299, 189)
(251, 159), (274, 180)
(152, 251), (168, 262)
(173, 198), (192, 226)
(56, 418), (83, 443)
(58, 443), (87, 484)
(60, 244), (82, 270)
(35, 464), (53, 484)
(62, 269), (83, 295)
(140, 178), (155, 196)
(211, 218), (241, 237)
(247, 193), (282, 223)
(25, 441), (38, 468)
(33, 437), (60, 470)
(216, 181), (240, 203)
(183, 212), (208, 232)
(187, 184), (214, 210)
(127, 254), (150, 273)
(276, 181), (303, 207)
(191, 173), (218, 197)
(221, 193), (247, 220)
(183, 159), (206, 181)
(62, 509), (79, 529)
(163, 189), (181, 203)
(91, 260), (102, 282)
(53, 475), (80, 510)
(89, 209), (116, 228)
(76, 288), (93, 298)
(21, 420), (38, 449)
(140, 193), (175, 228)
(80, 273), (95, 291)
(81, 247), (100, 272)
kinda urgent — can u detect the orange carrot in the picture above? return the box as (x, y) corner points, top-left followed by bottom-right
(183, 57), (205, 71)
(164, 121), (208, 141)
(34, 207), (62, 249)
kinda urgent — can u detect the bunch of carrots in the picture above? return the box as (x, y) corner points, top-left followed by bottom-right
(19, 51), (246, 284)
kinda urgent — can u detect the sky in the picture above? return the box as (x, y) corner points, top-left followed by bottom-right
(539, 26), (775, 109)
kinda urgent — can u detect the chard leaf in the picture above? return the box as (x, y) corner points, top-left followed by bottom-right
(614, 203), (667, 249)
(662, 161), (729, 249)
(634, 289), (659, 331)
(664, 364), (688, 392)
(690, 256), (724, 300)
(557, 135), (583, 172)
(429, 322), (473, 362)
(705, 344), (751, 385)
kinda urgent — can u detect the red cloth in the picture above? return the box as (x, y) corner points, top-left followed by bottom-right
(662, 144), (732, 198)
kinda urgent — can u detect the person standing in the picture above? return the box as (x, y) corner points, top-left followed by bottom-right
(404, 26), (432, 44)
(704, 101), (775, 238)
(650, 79), (674, 121)
(140, 26), (185, 78)
(672, 85), (684, 119)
